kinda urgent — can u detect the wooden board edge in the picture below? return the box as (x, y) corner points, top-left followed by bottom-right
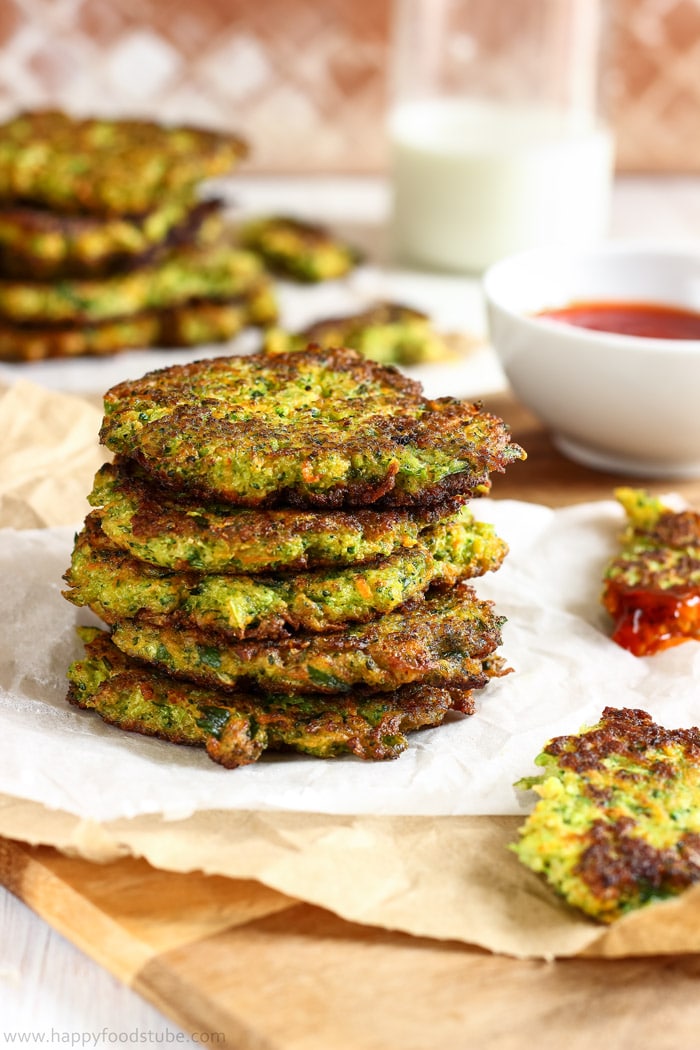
(0, 837), (154, 982)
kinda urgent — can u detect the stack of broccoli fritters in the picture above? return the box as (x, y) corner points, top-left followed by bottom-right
(63, 347), (524, 768)
(0, 110), (277, 361)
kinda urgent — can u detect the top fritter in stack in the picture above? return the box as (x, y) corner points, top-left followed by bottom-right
(64, 347), (525, 767)
(0, 111), (277, 361)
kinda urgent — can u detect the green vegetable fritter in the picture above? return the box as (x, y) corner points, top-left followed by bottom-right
(100, 347), (525, 508)
(0, 282), (277, 362)
(0, 231), (265, 325)
(109, 581), (506, 696)
(602, 488), (700, 656)
(240, 215), (359, 282)
(0, 197), (223, 280)
(0, 110), (247, 215)
(263, 302), (454, 365)
(422, 504), (507, 585)
(67, 627), (475, 766)
(513, 707), (700, 923)
(65, 514), (435, 638)
(89, 460), (476, 574)
(605, 488), (700, 589)
(63, 507), (506, 639)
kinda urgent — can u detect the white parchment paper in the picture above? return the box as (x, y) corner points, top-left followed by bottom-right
(2, 497), (699, 823)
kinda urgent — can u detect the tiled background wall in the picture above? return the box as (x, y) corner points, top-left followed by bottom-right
(0, 0), (696, 173)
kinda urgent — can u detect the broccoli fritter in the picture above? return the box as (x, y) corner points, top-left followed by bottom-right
(68, 627), (473, 766)
(0, 197), (223, 280)
(109, 582), (506, 695)
(100, 347), (524, 508)
(240, 215), (359, 282)
(0, 110), (247, 216)
(0, 232), (265, 325)
(513, 707), (700, 923)
(602, 488), (700, 656)
(63, 507), (506, 638)
(263, 302), (454, 366)
(89, 461), (475, 574)
(422, 505), (507, 585)
(0, 282), (277, 362)
(64, 513), (434, 638)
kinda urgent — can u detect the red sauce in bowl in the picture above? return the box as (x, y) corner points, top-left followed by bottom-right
(535, 300), (700, 340)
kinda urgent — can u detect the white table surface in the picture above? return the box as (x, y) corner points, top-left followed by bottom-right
(3, 172), (700, 1037)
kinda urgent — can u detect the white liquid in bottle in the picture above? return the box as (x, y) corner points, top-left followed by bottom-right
(389, 99), (614, 273)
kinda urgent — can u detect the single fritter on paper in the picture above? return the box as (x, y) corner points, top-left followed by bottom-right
(513, 707), (700, 923)
(263, 302), (456, 366)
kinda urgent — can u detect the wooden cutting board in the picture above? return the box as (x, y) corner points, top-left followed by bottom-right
(4, 392), (700, 1049)
(4, 839), (700, 1050)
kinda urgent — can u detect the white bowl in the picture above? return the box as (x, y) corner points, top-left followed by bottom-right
(483, 242), (700, 477)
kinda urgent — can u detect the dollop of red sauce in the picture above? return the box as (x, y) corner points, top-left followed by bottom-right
(602, 581), (700, 656)
(536, 300), (700, 340)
